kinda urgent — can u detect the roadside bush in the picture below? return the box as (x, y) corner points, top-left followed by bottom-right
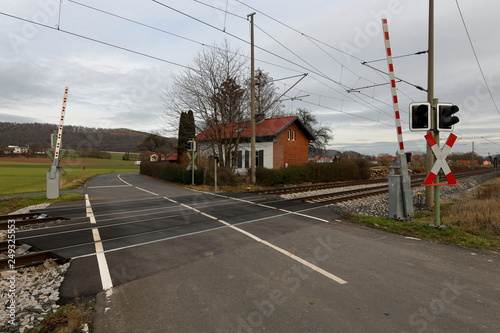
(204, 165), (240, 187)
(140, 161), (203, 185)
(256, 160), (370, 186)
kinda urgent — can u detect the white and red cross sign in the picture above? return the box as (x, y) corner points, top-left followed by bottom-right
(424, 133), (458, 186)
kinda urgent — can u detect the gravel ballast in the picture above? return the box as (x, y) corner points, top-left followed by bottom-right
(1, 203), (72, 333)
(327, 173), (496, 218)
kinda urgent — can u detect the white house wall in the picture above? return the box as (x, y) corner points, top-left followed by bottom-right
(196, 141), (274, 173)
(235, 141), (273, 174)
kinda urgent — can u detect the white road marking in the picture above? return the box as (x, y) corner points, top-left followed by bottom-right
(135, 187), (159, 196)
(85, 194), (113, 290)
(117, 174), (159, 196)
(72, 225), (227, 259)
(217, 219), (347, 285)
(178, 198), (347, 285)
(117, 174), (133, 186)
(212, 192), (330, 223)
(86, 185), (133, 189)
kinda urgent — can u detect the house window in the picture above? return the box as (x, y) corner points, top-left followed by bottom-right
(245, 150), (249, 168)
(238, 150), (243, 168)
(292, 130), (296, 141)
(256, 150), (264, 167)
(287, 129), (291, 140)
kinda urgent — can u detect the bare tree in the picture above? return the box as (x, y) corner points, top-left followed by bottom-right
(137, 133), (169, 161)
(161, 40), (249, 168)
(295, 108), (333, 156)
(253, 68), (285, 119)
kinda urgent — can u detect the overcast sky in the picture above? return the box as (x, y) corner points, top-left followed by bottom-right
(1, 0), (499, 156)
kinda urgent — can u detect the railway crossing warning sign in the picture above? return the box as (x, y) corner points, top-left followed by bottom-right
(424, 132), (458, 186)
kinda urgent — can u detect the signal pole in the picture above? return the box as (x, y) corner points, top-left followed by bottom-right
(426, 0), (435, 208)
(248, 12), (256, 184)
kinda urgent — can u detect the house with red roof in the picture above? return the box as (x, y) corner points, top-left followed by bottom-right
(195, 116), (315, 173)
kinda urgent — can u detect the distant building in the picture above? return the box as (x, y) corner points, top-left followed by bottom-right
(4, 145), (29, 154)
(196, 116), (315, 173)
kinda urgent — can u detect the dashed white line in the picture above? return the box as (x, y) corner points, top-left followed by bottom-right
(135, 187), (159, 196)
(117, 174), (159, 196)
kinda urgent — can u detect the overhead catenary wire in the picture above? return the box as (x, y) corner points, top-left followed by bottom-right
(193, 0), (397, 114)
(153, 0), (399, 126)
(454, 0), (500, 116)
(0, 11), (194, 71)
(233, 0), (365, 63)
(0, 6), (393, 128)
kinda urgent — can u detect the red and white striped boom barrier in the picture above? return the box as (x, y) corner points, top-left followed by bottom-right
(48, 87), (69, 179)
(54, 87), (69, 160)
(382, 18), (413, 218)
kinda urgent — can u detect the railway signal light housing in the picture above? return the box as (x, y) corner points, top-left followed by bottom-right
(437, 103), (459, 131)
(409, 102), (431, 131)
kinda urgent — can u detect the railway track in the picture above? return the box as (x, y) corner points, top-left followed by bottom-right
(0, 213), (71, 269)
(0, 212), (69, 230)
(262, 168), (496, 204)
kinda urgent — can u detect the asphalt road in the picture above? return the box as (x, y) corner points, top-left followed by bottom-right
(20, 172), (500, 332)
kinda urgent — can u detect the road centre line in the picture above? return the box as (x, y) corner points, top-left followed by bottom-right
(135, 187), (159, 196)
(174, 197), (347, 285)
(117, 174), (133, 186)
(85, 194), (113, 290)
(117, 174), (159, 196)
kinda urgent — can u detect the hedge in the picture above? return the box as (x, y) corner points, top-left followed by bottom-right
(140, 161), (204, 185)
(256, 160), (371, 186)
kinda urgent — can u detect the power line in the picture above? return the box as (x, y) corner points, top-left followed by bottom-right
(0, 11), (194, 71)
(2, 2), (402, 132)
(233, 0), (365, 63)
(154, 0), (398, 127)
(455, 0), (500, 116)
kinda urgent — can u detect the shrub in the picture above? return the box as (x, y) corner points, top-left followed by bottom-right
(256, 160), (370, 186)
(140, 161), (203, 185)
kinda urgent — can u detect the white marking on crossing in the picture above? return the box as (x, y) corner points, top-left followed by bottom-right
(72, 225), (227, 259)
(87, 185), (133, 189)
(217, 219), (347, 284)
(135, 187), (159, 196)
(85, 194), (113, 290)
(176, 198), (346, 284)
(211, 192), (329, 223)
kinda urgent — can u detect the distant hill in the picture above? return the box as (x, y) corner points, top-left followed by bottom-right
(0, 122), (175, 152)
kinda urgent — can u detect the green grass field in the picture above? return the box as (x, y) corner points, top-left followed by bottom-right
(0, 158), (139, 195)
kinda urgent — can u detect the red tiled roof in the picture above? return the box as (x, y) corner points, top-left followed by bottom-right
(196, 116), (314, 141)
(165, 154), (177, 161)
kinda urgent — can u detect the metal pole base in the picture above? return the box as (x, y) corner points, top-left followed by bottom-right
(46, 171), (60, 199)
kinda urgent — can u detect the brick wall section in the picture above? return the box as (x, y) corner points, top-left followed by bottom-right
(273, 122), (309, 168)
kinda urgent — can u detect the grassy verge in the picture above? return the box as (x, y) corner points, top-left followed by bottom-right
(345, 177), (500, 251)
(24, 299), (94, 333)
(0, 194), (84, 215)
(0, 159), (138, 195)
